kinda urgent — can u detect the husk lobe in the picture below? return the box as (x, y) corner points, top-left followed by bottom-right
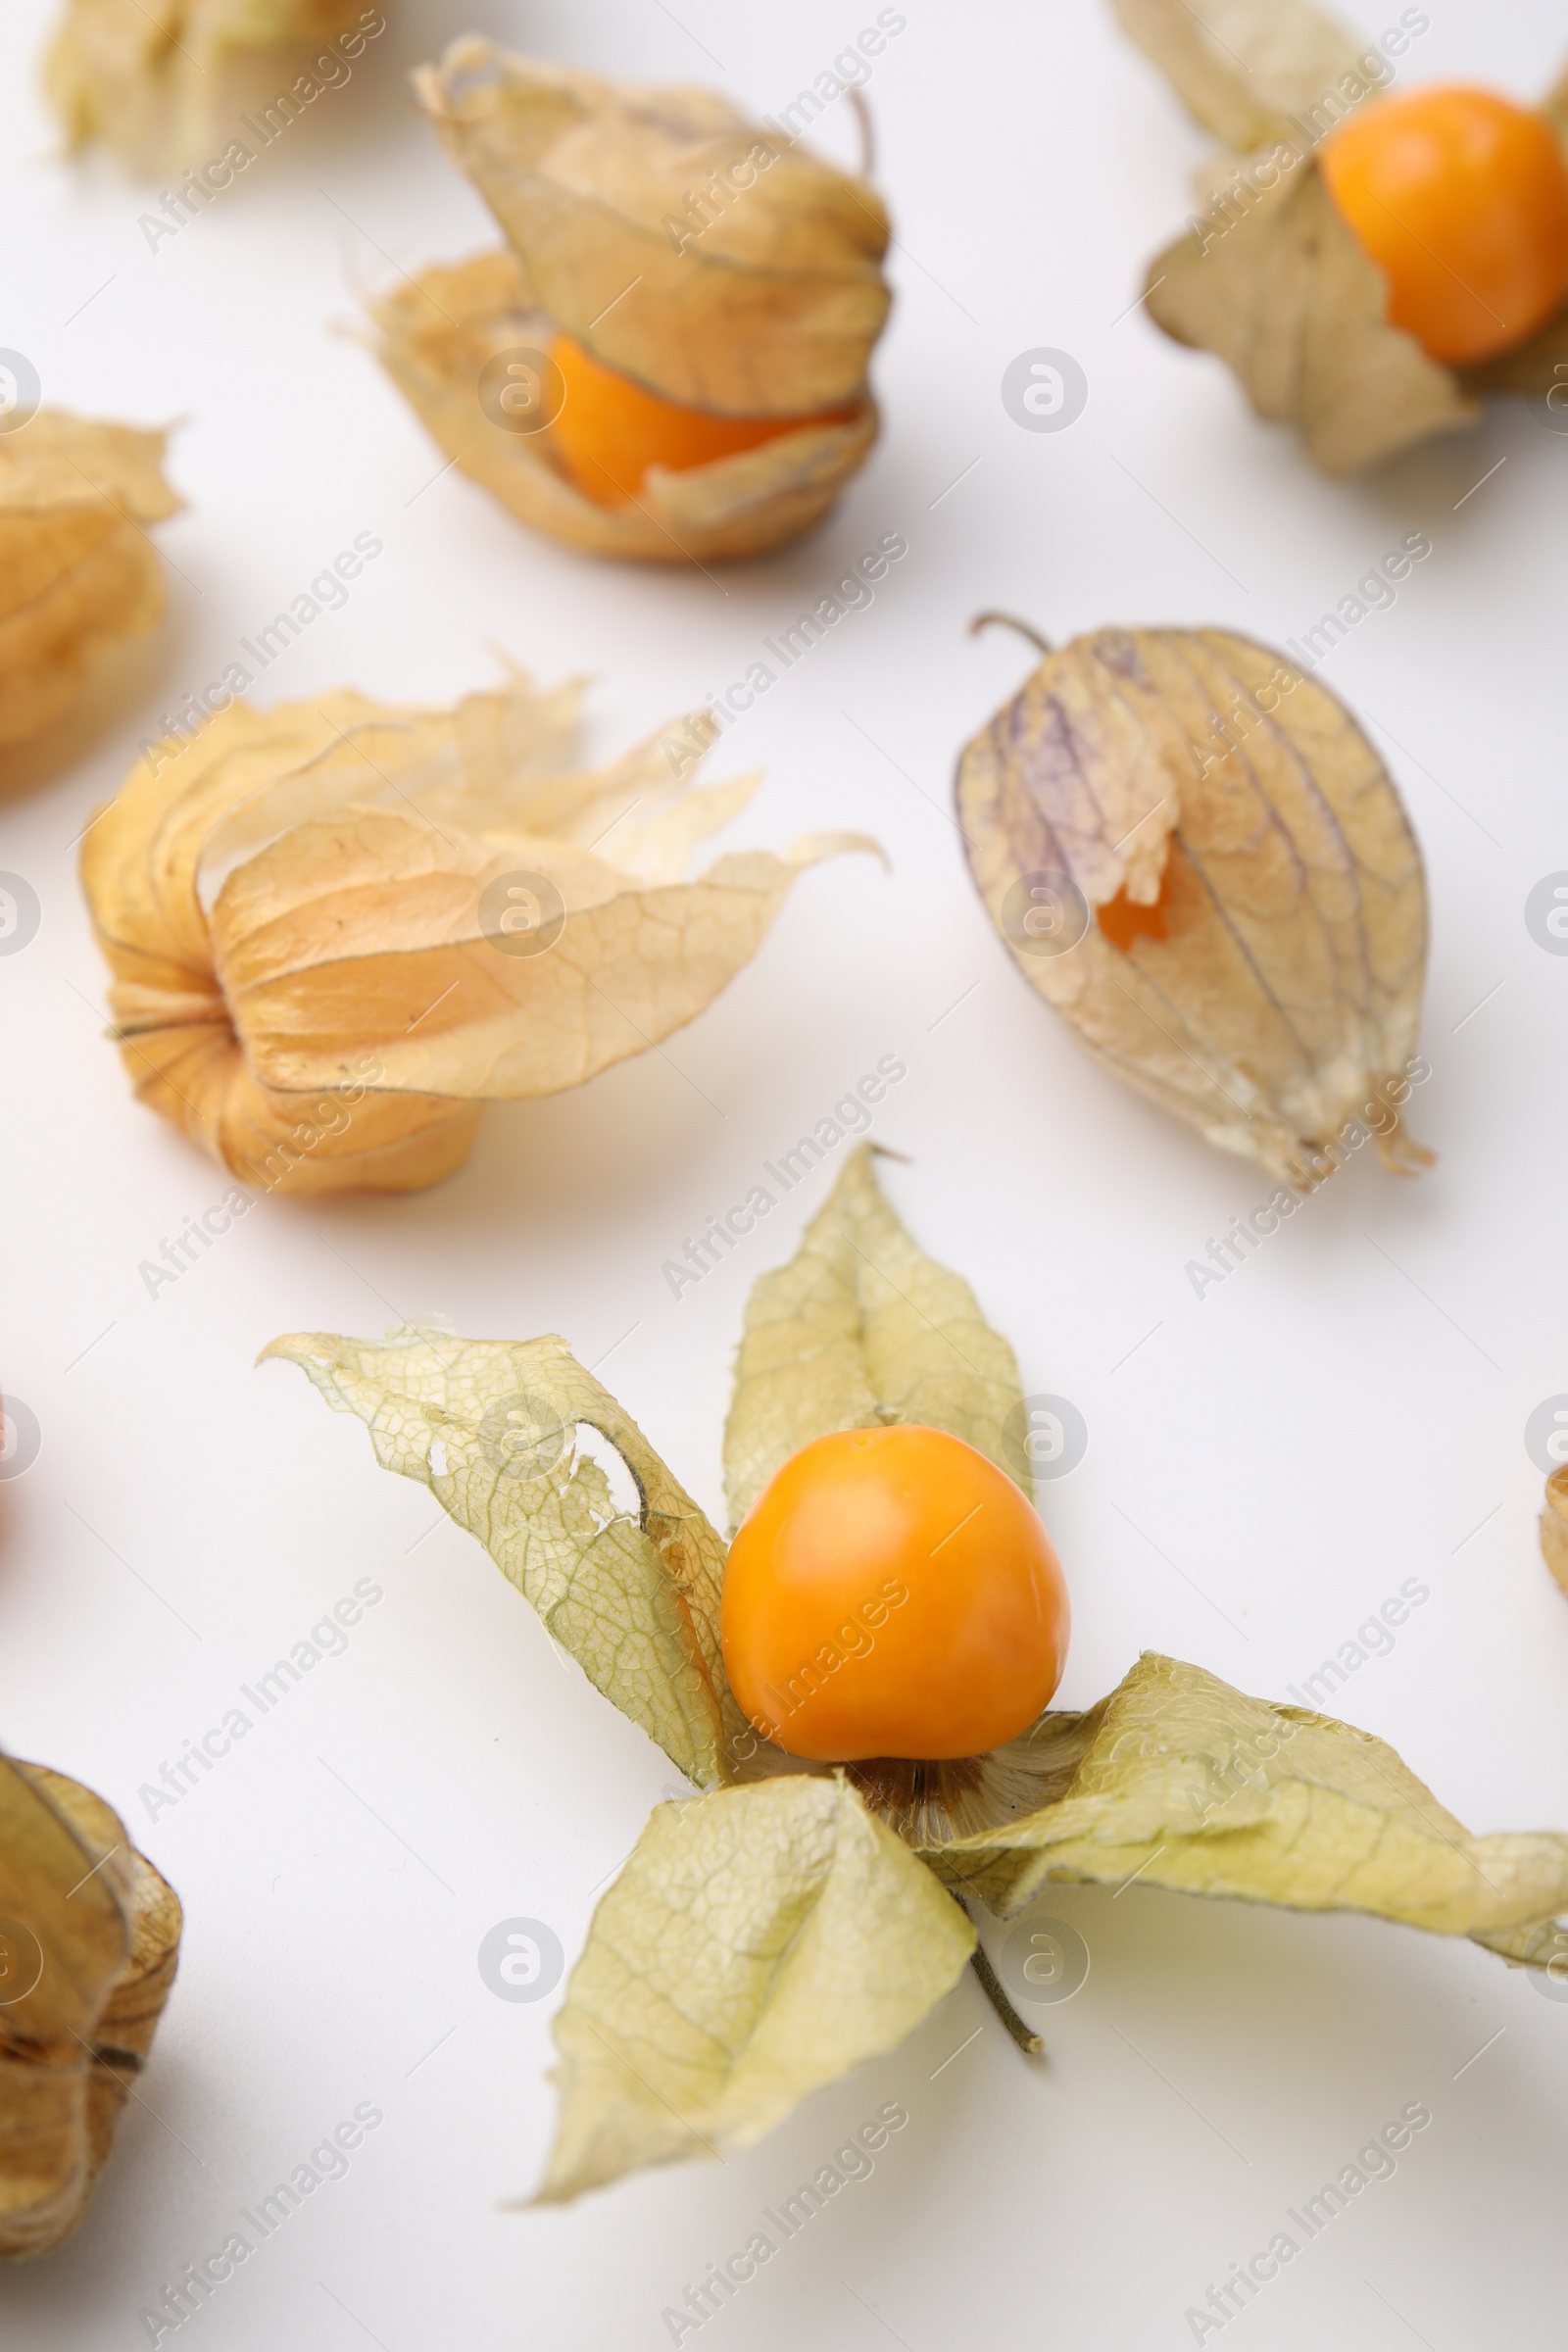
(0, 1757), (181, 2260)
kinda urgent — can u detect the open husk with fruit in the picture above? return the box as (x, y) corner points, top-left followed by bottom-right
(372, 39), (891, 562)
(80, 667), (874, 1194)
(264, 1147), (1568, 2202)
(1114, 0), (1568, 470)
(0, 1752), (180, 2258)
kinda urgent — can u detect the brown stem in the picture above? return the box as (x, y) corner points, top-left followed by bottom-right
(848, 87), (876, 178)
(952, 1894), (1043, 2056)
(968, 611), (1054, 659)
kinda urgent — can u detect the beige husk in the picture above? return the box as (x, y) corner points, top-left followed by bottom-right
(1114, 0), (1568, 469)
(44, 0), (372, 169)
(957, 626), (1431, 1184)
(1146, 168), (1478, 474)
(1542, 1467), (1568, 1597)
(81, 669), (875, 1194)
(0, 414), (178, 749)
(0, 1755), (180, 2260)
(723, 1143), (1027, 1533)
(371, 38), (891, 562)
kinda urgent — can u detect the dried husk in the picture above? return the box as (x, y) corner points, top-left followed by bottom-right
(1119, 0), (1568, 470)
(0, 414), (178, 749)
(534, 1776), (971, 2203)
(956, 625), (1431, 1185)
(373, 38), (891, 563)
(724, 1143), (1026, 1532)
(912, 1653), (1568, 1960)
(44, 0), (372, 170)
(271, 1154), (1568, 2202)
(0, 1754), (181, 2259)
(1542, 1466), (1568, 1599)
(261, 1325), (748, 1789)
(1146, 167), (1478, 474)
(416, 39), (891, 414)
(371, 252), (880, 565)
(82, 670), (874, 1194)
(1114, 0), (1380, 149)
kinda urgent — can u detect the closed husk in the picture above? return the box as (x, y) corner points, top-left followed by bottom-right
(956, 625), (1431, 1183)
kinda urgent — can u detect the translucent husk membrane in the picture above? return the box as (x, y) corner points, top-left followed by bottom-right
(81, 669), (875, 1193)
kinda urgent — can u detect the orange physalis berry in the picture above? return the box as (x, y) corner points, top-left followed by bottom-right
(720, 1425), (1070, 1763)
(547, 333), (860, 507)
(1320, 85), (1568, 366)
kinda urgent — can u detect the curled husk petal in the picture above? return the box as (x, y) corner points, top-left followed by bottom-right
(44, 0), (375, 169)
(0, 1754), (180, 2259)
(1117, 0), (1568, 470)
(81, 670), (875, 1193)
(0, 413), (178, 748)
(956, 626), (1430, 1184)
(374, 38), (891, 562)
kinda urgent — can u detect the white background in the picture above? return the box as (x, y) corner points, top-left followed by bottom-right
(4, 0), (1568, 2344)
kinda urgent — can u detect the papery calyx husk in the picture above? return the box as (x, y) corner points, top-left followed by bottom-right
(269, 1155), (1568, 2202)
(82, 668), (875, 1194)
(957, 624), (1431, 1186)
(1114, 0), (1568, 471)
(262, 1324), (749, 1788)
(415, 38), (890, 416)
(536, 1644), (1568, 2198)
(1542, 1467), (1568, 1599)
(45, 0), (377, 170)
(0, 413), (178, 749)
(0, 1752), (181, 2259)
(724, 1143), (1029, 1532)
(533, 1774), (972, 2203)
(1112, 0), (1374, 153)
(372, 39), (891, 563)
(915, 1650), (1568, 1969)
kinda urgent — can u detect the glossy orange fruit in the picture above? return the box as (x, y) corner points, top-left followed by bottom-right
(720, 1425), (1070, 1762)
(547, 333), (860, 508)
(1320, 85), (1568, 366)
